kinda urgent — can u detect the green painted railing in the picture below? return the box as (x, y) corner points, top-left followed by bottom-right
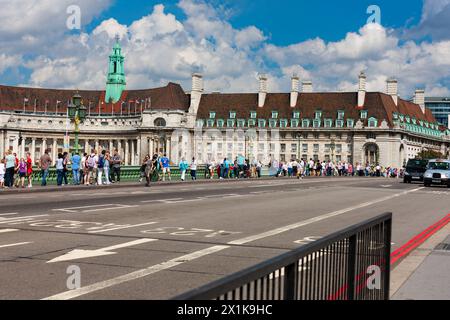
(29, 166), (209, 184)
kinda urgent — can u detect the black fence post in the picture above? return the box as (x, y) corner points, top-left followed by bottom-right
(284, 262), (298, 300)
(347, 235), (357, 300)
(383, 218), (392, 300)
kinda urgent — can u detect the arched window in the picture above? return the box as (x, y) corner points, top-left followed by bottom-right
(154, 118), (166, 127)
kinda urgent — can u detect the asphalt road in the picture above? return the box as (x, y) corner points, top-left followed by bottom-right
(0, 176), (449, 300)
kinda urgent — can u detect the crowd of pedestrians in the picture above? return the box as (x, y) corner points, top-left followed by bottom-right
(271, 158), (404, 179)
(0, 148), (405, 190)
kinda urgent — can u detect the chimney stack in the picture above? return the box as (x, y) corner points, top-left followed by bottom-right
(357, 71), (366, 107)
(290, 74), (300, 107)
(192, 73), (203, 92)
(302, 80), (313, 93)
(386, 78), (398, 106)
(188, 73), (203, 115)
(258, 74), (268, 107)
(414, 89), (426, 114)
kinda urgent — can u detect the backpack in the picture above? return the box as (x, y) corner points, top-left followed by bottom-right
(87, 156), (95, 168)
(98, 156), (105, 168)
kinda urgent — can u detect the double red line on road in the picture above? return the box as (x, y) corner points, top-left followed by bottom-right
(390, 213), (450, 265)
(327, 213), (450, 300)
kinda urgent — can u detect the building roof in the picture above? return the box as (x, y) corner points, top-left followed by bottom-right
(196, 92), (437, 126)
(0, 82), (190, 114)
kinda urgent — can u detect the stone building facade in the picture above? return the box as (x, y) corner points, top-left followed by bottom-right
(1, 42), (449, 167)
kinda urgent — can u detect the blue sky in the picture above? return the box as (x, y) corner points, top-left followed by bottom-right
(88, 0), (424, 44)
(1, 0), (450, 97)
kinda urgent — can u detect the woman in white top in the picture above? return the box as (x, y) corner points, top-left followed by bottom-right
(190, 157), (197, 180)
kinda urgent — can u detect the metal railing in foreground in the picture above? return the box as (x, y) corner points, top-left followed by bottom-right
(173, 212), (392, 301)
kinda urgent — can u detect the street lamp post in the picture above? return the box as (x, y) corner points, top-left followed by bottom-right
(297, 133), (301, 160)
(67, 92), (87, 155)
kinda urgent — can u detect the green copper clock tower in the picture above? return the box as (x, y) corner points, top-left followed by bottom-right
(105, 36), (126, 103)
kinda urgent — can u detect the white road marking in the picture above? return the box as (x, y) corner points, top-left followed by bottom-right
(89, 221), (158, 234)
(228, 187), (424, 245)
(0, 229), (18, 233)
(53, 204), (138, 213)
(43, 245), (230, 300)
(0, 213), (18, 216)
(0, 242), (31, 249)
(0, 215), (49, 225)
(47, 238), (157, 263)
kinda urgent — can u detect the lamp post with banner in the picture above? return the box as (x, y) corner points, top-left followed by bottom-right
(67, 92), (87, 155)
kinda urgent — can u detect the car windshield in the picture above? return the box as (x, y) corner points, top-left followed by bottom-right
(427, 162), (450, 170)
(407, 160), (428, 167)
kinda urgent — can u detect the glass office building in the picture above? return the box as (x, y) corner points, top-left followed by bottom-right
(425, 97), (450, 128)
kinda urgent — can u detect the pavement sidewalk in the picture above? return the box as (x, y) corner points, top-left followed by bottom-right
(0, 175), (293, 194)
(390, 223), (450, 300)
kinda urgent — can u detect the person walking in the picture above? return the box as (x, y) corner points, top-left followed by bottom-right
(85, 151), (96, 185)
(26, 152), (33, 188)
(160, 153), (171, 181)
(0, 158), (5, 188)
(104, 151), (111, 185)
(17, 157), (27, 188)
(71, 152), (81, 185)
(4, 150), (16, 188)
(111, 149), (122, 183)
(145, 154), (158, 187)
(62, 152), (69, 185)
(190, 157), (197, 181)
(39, 149), (52, 186)
(97, 150), (106, 185)
(56, 153), (64, 186)
(179, 158), (189, 181)
(139, 155), (149, 183)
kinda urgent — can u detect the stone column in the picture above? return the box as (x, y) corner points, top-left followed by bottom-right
(109, 140), (114, 153)
(31, 138), (36, 163)
(95, 140), (99, 153)
(0, 130), (4, 156)
(20, 136), (26, 159)
(137, 137), (141, 164)
(42, 138), (47, 154)
(166, 136), (172, 160)
(118, 140), (122, 157)
(125, 139), (129, 165)
(52, 139), (57, 165)
(85, 140), (89, 154)
(131, 139), (135, 165)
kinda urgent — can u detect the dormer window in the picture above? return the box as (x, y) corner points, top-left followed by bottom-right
(229, 111), (236, 119)
(302, 119), (310, 128)
(207, 119), (215, 127)
(293, 111), (300, 119)
(337, 110), (345, 120)
(217, 119), (224, 128)
(315, 110), (322, 119)
(324, 119), (332, 128)
(280, 119), (288, 128)
(360, 110), (368, 119)
(227, 119), (235, 127)
(368, 117), (378, 128)
(237, 119), (245, 128)
(269, 119), (277, 128)
(258, 119), (266, 128)
(271, 111), (278, 119)
(347, 119), (354, 128)
(313, 119), (321, 128)
(291, 119), (299, 128)
(209, 112), (216, 119)
(250, 111), (257, 119)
